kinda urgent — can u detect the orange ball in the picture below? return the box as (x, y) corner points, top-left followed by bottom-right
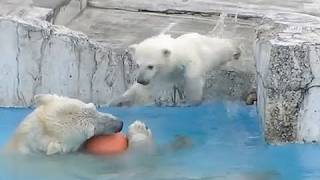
(85, 133), (128, 155)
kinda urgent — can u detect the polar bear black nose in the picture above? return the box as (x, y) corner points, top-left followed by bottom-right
(115, 121), (123, 133)
(137, 79), (149, 85)
(137, 73), (150, 85)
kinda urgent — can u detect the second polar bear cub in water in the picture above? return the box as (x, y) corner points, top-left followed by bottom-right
(111, 33), (240, 106)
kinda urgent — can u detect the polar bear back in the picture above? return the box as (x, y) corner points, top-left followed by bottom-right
(172, 33), (236, 75)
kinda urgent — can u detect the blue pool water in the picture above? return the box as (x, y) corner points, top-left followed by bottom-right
(1, 102), (320, 180)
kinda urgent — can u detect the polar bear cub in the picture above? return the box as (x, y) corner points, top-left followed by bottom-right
(110, 33), (240, 106)
(5, 94), (123, 155)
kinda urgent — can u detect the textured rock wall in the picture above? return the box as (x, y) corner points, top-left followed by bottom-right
(33, 0), (87, 25)
(0, 3), (54, 22)
(53, 0), (88, 25)
(255, 22), (320, 143)
(0, 17), (133, 107)
(297, 45), (320, 142)
(88, 0), (318, 17)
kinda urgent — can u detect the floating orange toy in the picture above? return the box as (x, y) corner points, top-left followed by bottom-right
(85, 133), (128, 155)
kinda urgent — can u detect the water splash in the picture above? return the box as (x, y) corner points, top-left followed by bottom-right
(232, 7), (241, 39)
(160, 22), (176, 35)
(209, 13), (227, 37)
(234, 12), (238, 23)
(234, 3), (240, 23)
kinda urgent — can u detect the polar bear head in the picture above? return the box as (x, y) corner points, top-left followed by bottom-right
(33, 94), (123, 136)
(129, 34), (175, 86)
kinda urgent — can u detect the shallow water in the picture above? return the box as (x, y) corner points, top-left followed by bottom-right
(1, 102), (320, 180)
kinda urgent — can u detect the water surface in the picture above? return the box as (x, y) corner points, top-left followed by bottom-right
(1, 102), (320, 179)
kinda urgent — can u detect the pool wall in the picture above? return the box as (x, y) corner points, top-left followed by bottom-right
(256, 19), (320, 144)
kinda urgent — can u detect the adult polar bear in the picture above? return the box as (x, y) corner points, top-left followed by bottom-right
(110, 33), (240, 106)
(5, 94), (152, 155)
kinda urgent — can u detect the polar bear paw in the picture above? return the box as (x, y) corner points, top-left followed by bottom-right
(128, 120), (152, 139)
(127, 120), (153, 152)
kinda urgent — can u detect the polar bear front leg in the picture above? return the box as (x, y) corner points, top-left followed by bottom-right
(184, 75), (204, 105)
(108, 83), (152, 107)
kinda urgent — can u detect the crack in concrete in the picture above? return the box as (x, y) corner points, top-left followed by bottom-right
(90, 50), (98, 101)
(87, 5), (261, 21)
(15, 23), (26, 106)
(76, 44), (81, 97)
(119, 51), (128, 90)
(32, 30), (49, 101)
(105, 50), (115, 87)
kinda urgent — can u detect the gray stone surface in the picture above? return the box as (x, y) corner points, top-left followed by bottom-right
(32, 0), (72, 8)
(88, 0), (320, 17)
(0, 0), (87, 25)
(255, 21), (320, 143)
(50, 0), (87, 25)
(32, 0), (88, 25)
(0, 16), (133, 107)
(297, 44), (320, 143)
(0, 1), (54, 21)
(204, 69), (256, 101)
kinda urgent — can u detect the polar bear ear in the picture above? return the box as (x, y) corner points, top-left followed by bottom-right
(33, 94), (54, 107)
(162, 49), (171, 58)
(128, 44), (138, 54)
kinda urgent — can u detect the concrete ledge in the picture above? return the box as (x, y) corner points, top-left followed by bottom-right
(88, 0), (319, 17)
(33, 0), (88, 25)
(298, 45), (320, 142)
(52, 0), (87, 25)
(0, 3), (54, 22)
(0, 0), (88, 25)
(0, 17), (132, 107)
(255, 20), (320, 143)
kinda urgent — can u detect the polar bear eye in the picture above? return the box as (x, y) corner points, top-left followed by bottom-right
(147, 65), (154, 70)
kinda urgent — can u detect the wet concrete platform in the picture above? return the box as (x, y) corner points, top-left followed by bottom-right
(67, 7), (256, 51)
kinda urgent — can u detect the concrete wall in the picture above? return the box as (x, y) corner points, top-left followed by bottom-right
(255, 20), (320, 144)
(53, 0), (87, 25)
(33, 0), (87, 25)
(0, 0), (87, 25)
(0, 1), (54, 22)
(88, 0), (319, 17)
(0, 17), (133, 107)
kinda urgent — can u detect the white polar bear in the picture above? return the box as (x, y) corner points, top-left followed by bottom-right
(109, 33), (240, 106)
(5, 94), (154, 155)
(5, 94), (123, 155)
